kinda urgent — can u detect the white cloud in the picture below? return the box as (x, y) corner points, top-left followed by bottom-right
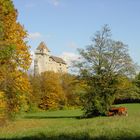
(28, 32), (42, 40)
(27, 32), (52, 41)
(60, 52), (80, 67)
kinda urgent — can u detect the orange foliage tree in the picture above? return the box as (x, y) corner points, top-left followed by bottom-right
(0, 0), (31, 117)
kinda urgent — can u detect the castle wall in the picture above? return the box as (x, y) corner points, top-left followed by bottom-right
(49, 60), (67, 73)
(34, 49), (67, 75)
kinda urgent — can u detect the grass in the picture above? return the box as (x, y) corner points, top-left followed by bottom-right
(0, 104), (140, 140)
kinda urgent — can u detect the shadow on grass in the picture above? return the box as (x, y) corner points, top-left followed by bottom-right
(24, 114), (108, 120)
(24, 115), (81, 119)
(0, 133), (140, 140)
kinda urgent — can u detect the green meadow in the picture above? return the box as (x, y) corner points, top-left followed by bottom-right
(0, 104), (140, 140)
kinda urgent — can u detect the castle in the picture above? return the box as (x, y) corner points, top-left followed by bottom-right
(34, 42), (68, 75)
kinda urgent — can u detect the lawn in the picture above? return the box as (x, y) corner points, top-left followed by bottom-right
(0, 104), (140, 140)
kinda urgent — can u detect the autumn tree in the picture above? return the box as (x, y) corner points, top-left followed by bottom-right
(0, 0), (31, 117)
(76, 25), (136, 117)
(29, 75), (43, 111)
(0, 0), (31, 68)
(38, 72), (66, 110)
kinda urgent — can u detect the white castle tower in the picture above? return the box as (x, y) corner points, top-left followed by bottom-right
(34, 42), (67, 75)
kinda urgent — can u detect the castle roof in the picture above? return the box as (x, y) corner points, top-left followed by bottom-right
(37, 42), (50, 52)
(50, 56), (66, 64)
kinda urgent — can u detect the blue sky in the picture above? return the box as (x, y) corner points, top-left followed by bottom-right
(13, 0), (140, 65)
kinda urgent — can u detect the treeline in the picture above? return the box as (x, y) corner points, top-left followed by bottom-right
(114, 73), (140, 104)
(28, 71), (140, 112)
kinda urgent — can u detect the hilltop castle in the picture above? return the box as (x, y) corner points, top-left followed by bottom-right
(34, 42), (67, 75)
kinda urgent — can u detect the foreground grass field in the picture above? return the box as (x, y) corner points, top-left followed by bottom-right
(0, 104), (140, 140)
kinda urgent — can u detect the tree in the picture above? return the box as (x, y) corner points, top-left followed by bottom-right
(114, 75), (139, 103)
(39, 72), (66, 110)
(76, 25), (136, 117)
(0, 0), (31, 69)
(60, 73), (84, 107)
(130, 73), (140, 100)
(134, 72), (140, 89)
(0, 0), (31, 117)
(29, 75), (42, 111)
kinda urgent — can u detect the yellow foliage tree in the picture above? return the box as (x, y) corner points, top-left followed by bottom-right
(0, 0), (31, 116)
(0, 91), (7, 117)
(0, 0), (31, 69)
(39, 72), (66, 110)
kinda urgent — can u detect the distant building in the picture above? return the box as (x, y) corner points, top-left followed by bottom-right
(34, 42), (67, 75)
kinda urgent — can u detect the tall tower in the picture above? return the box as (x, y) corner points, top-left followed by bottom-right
(34, 42), (50, 75)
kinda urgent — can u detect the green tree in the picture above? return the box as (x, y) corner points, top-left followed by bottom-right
(131, 73), (140, 100)
(114, 75), (139, 103)
(76, 25), (136, 117)
(60, 73), (84, 107)
(134, 73), (140, 89)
